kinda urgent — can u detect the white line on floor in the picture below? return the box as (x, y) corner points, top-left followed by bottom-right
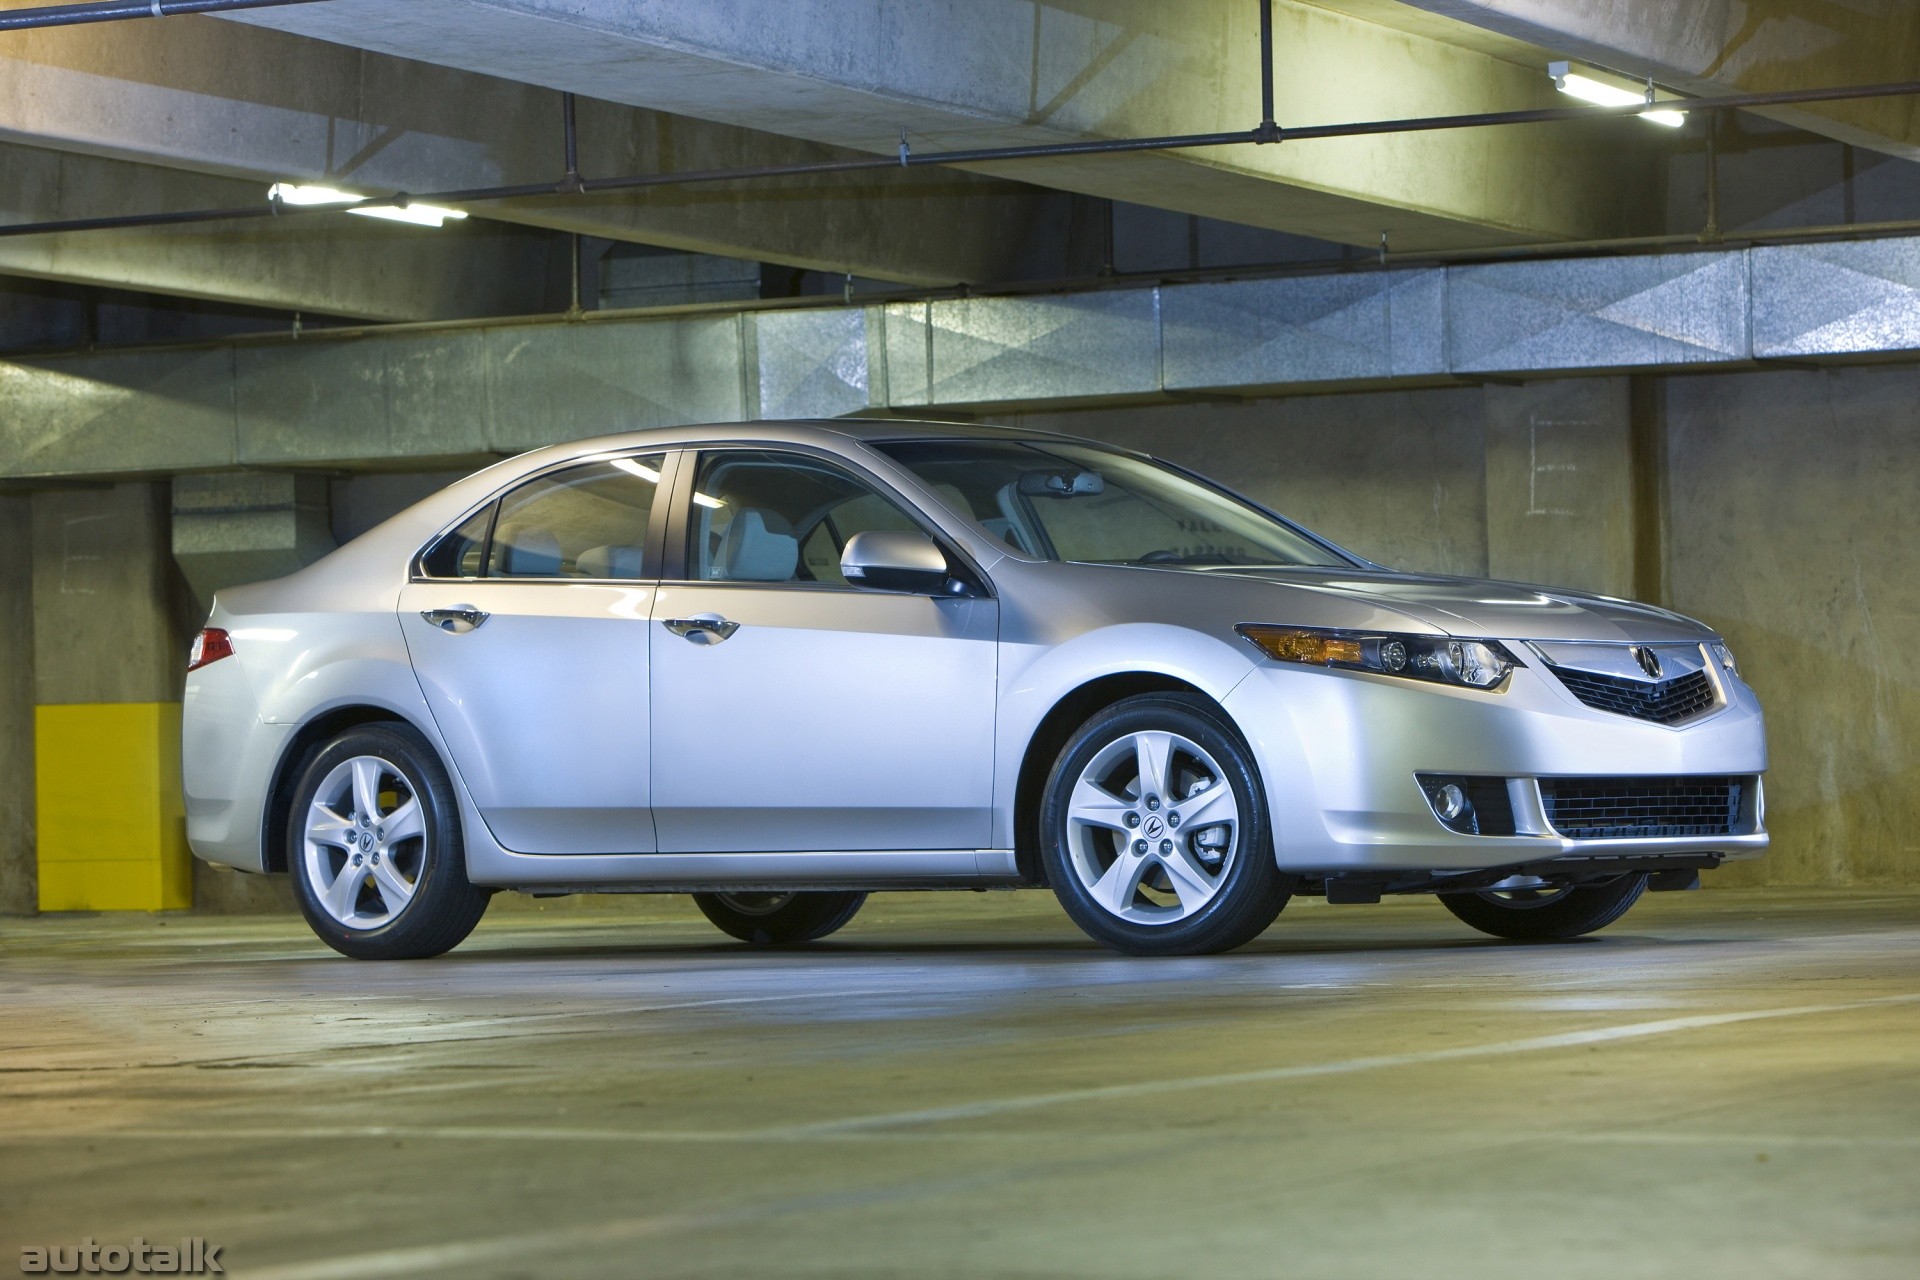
(753, 991), (1920, 1137)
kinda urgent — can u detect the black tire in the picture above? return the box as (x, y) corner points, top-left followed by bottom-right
(1438, 874), (1648, 941)
(287, 722), (490, 960)
(1040, 693), (1292, 956)
(692, 891), (867, 945)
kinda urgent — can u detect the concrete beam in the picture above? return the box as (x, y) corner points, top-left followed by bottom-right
(15, 234), (1920, 482)
(1391, 0), (1920, 161)
(1, 142), (565, 322)
(0, 15), (1075, 285)
(171, 471), (334, 611)
(224, 0), (1668, 250)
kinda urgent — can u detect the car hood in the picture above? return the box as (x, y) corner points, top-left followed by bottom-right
(1204, 567), (1714, 644)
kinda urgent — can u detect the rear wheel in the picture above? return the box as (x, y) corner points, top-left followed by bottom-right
(287, 723), (489, 960)
(1438, 873), (1648, 940)
(1040, 694), (1291, 955)
(692, 891), (867, 945)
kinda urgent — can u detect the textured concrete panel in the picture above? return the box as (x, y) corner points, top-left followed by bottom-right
(1162, 270), (1448, 391)
(235, 333), (491, 468)
(0, 496), (34, 915)
(1450, 252), (1750, 373)
(918, 290), (1161, 406)
(485, 317), (747, 453)
(1753, 241), (1920, 358)
(755, 308), (871, 421)
(0, 350), (238, 480)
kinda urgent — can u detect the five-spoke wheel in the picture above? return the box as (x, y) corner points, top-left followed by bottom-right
(1042, 694), (1291, 954)
(288, 723), (489, 960)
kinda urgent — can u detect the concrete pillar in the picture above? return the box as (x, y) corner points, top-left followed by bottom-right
(30, 484), (193, 912)
(0, 495), (34, 915)
(172, 472), (335, 615)
(1482, 379), (1638, 598)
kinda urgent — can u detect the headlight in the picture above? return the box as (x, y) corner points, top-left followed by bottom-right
(1235, 624), (1520, 690)
(1709, 641), (1739, 676)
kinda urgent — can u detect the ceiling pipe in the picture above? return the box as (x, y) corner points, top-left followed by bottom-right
(0, 0), (328, 31)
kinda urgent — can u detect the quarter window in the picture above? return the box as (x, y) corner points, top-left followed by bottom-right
(419, 455), (666, 580)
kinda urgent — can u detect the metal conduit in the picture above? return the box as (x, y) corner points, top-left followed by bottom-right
(0, 0), (328, 30)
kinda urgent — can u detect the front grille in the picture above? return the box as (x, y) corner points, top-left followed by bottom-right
(1541, 776), (1744, 840)
(1550, 665), (1717, 725)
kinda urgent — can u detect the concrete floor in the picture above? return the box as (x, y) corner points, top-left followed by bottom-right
(1, 889), (1916, 1279)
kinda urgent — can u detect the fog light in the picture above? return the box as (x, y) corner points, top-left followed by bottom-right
(1432, 783), (1470, 823)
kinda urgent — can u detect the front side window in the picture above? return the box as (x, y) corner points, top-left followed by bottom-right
(873, 439), (1354, 570)
(687, 450), (923, 586)
(419, 454), (666, 580)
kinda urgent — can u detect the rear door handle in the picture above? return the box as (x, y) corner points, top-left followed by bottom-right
(662, 615), (740, 644)
(422, 606), (489, 633)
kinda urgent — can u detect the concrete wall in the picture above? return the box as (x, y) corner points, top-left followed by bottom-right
(1008, 367), (1917, 889)
(0, 495), (34, 914)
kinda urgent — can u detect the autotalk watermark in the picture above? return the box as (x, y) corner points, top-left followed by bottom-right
(19, 1238), (222, 1274)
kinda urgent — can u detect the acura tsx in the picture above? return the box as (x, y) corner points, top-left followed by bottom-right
(182, 420), (1767, 957)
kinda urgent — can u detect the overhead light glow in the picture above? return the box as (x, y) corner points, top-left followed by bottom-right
(1548, 62), (1685, 127)
(349, 203), (469, 228)
(693, 493), (726, 509)
(267, 182), (468, 227)
(610, 457), (661, 483)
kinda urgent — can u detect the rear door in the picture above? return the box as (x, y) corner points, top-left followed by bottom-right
(399, 451), (674, 854)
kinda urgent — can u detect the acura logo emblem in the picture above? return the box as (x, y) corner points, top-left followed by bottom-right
(1632, 646), (1663, 680)
(1143, 815), (1165, 839)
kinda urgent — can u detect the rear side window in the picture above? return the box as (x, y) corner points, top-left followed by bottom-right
(418, 454), (666, 580)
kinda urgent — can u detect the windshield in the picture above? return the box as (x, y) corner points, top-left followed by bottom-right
(872, 439), (1356, 570)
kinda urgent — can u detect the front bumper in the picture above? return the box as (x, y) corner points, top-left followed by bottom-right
(1223, 646), (1769, 874)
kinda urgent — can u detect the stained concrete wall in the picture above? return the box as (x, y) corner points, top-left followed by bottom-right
(1664, 366), (1920, 888)
(0, 495), (34, 915)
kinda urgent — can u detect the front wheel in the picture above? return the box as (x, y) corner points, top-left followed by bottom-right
(1438, 873), (1648, 941)
(692, 891), (867, 945)
(287, 723), (490, 960)
(1040, 694), (1291, 955)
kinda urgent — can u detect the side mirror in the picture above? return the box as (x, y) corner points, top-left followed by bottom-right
(841, 530), (953, 594)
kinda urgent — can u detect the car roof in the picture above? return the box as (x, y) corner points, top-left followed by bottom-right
(535, 417), (1096, 456)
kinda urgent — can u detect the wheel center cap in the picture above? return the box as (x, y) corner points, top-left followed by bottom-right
(360, 833), (374, 851)
(1142, 815), (1165, 839)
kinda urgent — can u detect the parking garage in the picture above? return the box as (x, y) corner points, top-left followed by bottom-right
(2, 1), (1918, 1275)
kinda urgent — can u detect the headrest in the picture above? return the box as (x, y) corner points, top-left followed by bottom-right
(720, 508), (798, 582)
(500, 527), (562, 577)
(576, 544), (645, 579)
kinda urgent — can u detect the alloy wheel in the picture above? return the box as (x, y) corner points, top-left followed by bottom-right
(301, 755), (428, 928)
(1063, 730), (1240, 925)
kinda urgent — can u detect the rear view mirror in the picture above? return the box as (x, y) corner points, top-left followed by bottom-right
(1017, 469), (1104, 498)
(840, 530), (953, 594)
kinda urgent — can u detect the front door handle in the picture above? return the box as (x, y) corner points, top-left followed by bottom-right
(662, 615), (740, 644)
(422, 606), (489, 634)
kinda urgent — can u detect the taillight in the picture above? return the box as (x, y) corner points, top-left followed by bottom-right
(187, 628), (234, 672)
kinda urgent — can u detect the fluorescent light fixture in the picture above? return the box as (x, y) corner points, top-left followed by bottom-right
(693, 493), (726, 509)
(267, 182), (468, 227)
(268, 182), (357, 207)
(1548, 61), (1685, 127)
(610, 457), (661, 483)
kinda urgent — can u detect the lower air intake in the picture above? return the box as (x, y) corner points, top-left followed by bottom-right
(1541, 776), (1745, 840)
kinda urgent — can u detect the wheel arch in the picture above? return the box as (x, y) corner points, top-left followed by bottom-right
(261, 704), (439, 873)
(1012, 672), (1229, 886)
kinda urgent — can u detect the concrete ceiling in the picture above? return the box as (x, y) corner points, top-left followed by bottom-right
(222, 0), (1671, 250)
(0, 9), (1081, 302)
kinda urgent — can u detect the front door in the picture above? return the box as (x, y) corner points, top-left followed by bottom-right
(650, 448), (998, 853)
(399, 451), (671, 854)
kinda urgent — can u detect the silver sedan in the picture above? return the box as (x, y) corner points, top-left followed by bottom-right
(182, 420), (1767, 957)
